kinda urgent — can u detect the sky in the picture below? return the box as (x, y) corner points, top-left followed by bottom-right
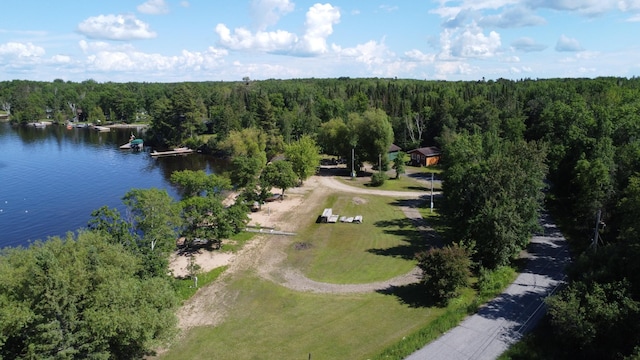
(1, 0), (639, 83)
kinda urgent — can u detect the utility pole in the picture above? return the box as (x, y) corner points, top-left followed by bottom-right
(430, 172), (434, 213)
(351, 148), (355, 179)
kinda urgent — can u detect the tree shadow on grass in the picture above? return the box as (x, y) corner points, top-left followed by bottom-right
(376, 282), (440, 308)
(368, 217), (429, 260)
(405, 185), (430, 191)
(368, 198), (446, 260)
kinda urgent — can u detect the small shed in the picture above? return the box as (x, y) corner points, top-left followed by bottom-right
(407, 146), (441, 167)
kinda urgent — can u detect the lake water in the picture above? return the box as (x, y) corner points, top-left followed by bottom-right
(0, 122), (226, 249)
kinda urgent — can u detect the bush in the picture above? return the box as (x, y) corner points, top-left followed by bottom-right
(416, 243), (472, 304)
(371, 172), (387, 187)
(476, 265), (516, 299)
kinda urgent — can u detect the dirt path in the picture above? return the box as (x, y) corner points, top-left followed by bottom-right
(176, 173), (435, 330)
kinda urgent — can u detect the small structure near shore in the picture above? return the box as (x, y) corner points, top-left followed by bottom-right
(150, 147), (194, 157)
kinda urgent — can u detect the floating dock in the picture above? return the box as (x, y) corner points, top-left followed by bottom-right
(150, 147), (194, 157)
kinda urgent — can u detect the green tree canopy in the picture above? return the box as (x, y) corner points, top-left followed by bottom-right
(170, 170), (231, 199)
(122, 188), (182, 277)
(392, 151), (408, 179)
(441, 132), (548, 268)
(284, 135), (321, 183)
(0, 232), (178, 359)
(416, 244), (472, 304)
(261, 160), (298, 196)
(356, 109), (394, 170)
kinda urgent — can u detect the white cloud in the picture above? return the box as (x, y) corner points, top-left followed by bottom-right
(525, 0), (640, 16)
(79, 40), (135, 53)
(0, 42), (45, 57)
(215, 3), (339, 56)
(379, 5), (399, 12)
(575, 50), (599, 59)
(50, 54), (71, 64)
(503, 55), (520, 62)
(76, 39), (228, 75)
(478, 6), (546, 27)
(250, 0), (295, 30)
(511, 37), (547, 52)
(434, 61), (476, 79)
(297, 3), (341, 55)
(555, 34), (583, 52)
(509, 66), (532, 73)
(215, 24), (297, 52)
(430, 0), (521, 19)
(180, 1), (190, 8)
(137, 0), (169, 15)
(405, 49), (436, 63)
(77, 14), (157, 40)
(85, 46), (227, 73)
(448, 24), (502, 58)
(335, 40), (391, 66)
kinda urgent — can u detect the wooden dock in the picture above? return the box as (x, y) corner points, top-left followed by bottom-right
(150, 147), (194, 157)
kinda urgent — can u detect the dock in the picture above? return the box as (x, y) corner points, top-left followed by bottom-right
(150, 147), (194, 157)
(92, 125), (110, 132)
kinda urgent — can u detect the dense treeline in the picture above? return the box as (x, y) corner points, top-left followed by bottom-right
(3, 76), (640, 357)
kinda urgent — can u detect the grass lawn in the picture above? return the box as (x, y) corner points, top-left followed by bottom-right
(337, 170), (442, 192)
(161, 275), (445, 360)
(173, 266), (228, 302)
(288, 193), (427, 283)
(159, 189), (519, 360)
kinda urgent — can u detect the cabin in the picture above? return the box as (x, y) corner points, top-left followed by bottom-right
(407, 146), (441, 167)
(388, 143), (402, 161)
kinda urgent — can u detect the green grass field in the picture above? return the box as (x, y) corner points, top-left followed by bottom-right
(162, 275), (445, 360)
(159, 186), (514, 360)
(289, 193), (423, 283)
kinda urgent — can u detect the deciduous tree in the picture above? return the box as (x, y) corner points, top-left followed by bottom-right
(284, 135), (321, 184)
(0, 232), (178, 359)
(261, 160), (298, 196)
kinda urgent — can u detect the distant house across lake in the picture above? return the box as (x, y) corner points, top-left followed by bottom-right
(408, 146), (441, 167)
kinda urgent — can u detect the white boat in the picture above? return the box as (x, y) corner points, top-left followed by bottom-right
(120, 138), (144, 150)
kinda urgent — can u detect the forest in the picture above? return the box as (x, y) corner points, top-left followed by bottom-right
(2, 76), (640, 358)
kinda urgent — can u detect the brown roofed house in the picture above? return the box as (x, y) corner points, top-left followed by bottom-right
(407, 146), (441, 167)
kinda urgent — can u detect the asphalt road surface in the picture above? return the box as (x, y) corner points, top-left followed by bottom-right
(406, 212), (571, 360)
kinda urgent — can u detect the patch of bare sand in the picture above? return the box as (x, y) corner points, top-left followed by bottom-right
(169, 251), (234, 278)
(174, 180), (319, 331)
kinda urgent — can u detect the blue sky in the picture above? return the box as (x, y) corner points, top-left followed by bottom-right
(1, 0), (639, 83)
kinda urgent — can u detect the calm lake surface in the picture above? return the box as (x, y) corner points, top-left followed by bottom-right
(0, 122), (226, 249)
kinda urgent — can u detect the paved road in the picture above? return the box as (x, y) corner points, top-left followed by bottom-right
(406, 212), (571, 360)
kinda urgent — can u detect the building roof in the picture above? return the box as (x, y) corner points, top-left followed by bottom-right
(408, 146), (441, 157)
(388, 143), (402, 153)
